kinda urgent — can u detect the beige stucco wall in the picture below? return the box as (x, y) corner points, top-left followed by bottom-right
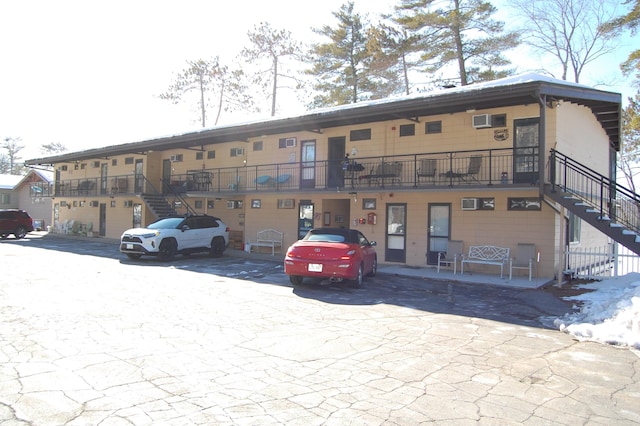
(43, 98), (618, 281)
(555, 102), (610, 176)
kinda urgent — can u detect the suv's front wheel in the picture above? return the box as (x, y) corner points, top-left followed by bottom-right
(158, 239), (177, 261)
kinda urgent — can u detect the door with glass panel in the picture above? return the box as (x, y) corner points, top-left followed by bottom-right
(427, 203), (451, 265)
(513, 118), (540, 184)
(385, 203), (406, 262)
(300, 140), (316, 189)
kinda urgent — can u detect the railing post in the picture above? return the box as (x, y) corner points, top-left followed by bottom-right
(549, 149), (556, 192)
(488, 150), (493, 186)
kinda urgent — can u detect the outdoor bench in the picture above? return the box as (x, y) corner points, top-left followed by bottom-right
(461, 245), (510, 278)
(249, 229), (283, 255)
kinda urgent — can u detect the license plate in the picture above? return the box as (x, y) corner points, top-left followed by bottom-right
(308, 263), (323, 272)
(126, 243), (134, 250)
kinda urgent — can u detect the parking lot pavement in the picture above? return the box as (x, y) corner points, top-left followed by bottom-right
(1, 234), (639, 424)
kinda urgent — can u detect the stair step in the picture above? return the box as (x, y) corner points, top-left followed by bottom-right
(622, 229), (637, 236)
(610, 223), (623, 228)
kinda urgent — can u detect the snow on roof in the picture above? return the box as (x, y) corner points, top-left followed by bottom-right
(188, 72), (602, 132)
(0, 174), (25, 190)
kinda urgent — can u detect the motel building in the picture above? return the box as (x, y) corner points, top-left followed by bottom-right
(27, 73), (635, 284)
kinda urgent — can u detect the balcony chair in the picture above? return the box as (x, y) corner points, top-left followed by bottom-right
(509, 243), (536, 281)
(417, 159), (437, 184)
(440, 155), (482, 183)
(437, 240), (464, 274)
(254, 175), (273, 186)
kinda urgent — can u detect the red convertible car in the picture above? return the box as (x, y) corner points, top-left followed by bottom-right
(284, 228), (377, 287)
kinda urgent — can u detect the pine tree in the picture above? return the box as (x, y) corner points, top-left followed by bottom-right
(391, 0), (519, 86)
(603, 0), (640, 85)
(619, 92), (640, 192)
(366, 22), (418, 95)
(307, 2), (375, 107)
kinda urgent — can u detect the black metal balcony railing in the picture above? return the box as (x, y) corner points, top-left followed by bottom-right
(30, 148), (540, 198)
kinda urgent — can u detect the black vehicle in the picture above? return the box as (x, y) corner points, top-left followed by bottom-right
(0, 209), (34, 239)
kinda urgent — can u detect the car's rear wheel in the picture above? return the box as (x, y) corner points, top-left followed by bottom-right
(209, 236), (225, 258)
(158, 239), (177, 261)
(14, 226), (27, 239)
(289, 275), (303, 286)
(353, 264), (364, 288)
(126, 253), (142, 260)
(0, 234), (8, 239)
(367, 256), (377, 277)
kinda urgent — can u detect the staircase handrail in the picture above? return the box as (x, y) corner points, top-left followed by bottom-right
(141, 175), (197, 216)
(549, 149), (640, 235)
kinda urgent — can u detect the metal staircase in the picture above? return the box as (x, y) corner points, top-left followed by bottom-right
(545, 150), (640, 256)
(139, 176), (196, 220)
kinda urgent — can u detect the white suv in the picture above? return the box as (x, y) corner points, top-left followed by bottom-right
(120, 215), (229, 261)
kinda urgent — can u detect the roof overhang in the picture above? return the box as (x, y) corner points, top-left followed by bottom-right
(25, 74), (621, 165)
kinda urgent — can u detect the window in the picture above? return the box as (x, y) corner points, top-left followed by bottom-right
(125, 157), (134, 165)
(350, 128), (371, 141)
(492, 114), (507, 127)
(399, 124), (415, 137)
(196, 152), (203, 160)
(60, 165), (68, 171)
(253, 141), (263, 151)
(194, 200), (203, 209)
(0, 193), (9, 204)
(207, 150), (216, 159)
(170, 154), (183, 162)
(230, 148), (244, 157)
(278, 137), (297, 148)
(425, 121), (442, 134)
(112, 159), (117, 166)
(568, 213), (581, 243)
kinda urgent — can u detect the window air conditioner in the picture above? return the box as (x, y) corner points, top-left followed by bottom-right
(472, 114), (492, 128)
(285, 137), (297, 147)
(461, 198), (478, 210)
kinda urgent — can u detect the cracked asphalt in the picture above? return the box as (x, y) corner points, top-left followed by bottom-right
(1, 234), (639, 424)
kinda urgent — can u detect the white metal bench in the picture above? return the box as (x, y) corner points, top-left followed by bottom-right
(461, 245), (510, 278)
(249, 229), (283, 255)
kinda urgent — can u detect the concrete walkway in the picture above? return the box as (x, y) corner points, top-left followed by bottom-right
(0, 234), (638, 424)
(228, 247), (549, 289)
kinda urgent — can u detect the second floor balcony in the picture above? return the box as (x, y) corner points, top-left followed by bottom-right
(32, 147), (541, 198)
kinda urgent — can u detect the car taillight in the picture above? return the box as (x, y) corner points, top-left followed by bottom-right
(340, 249), (356, 260)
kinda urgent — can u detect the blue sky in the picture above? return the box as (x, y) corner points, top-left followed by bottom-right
(0, 0), (635, 161)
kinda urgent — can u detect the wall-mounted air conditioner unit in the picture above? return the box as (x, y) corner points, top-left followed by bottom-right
(461, 198), (478, 210)
(472, 114), (492, 128)
(285, 137), (297, 147)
